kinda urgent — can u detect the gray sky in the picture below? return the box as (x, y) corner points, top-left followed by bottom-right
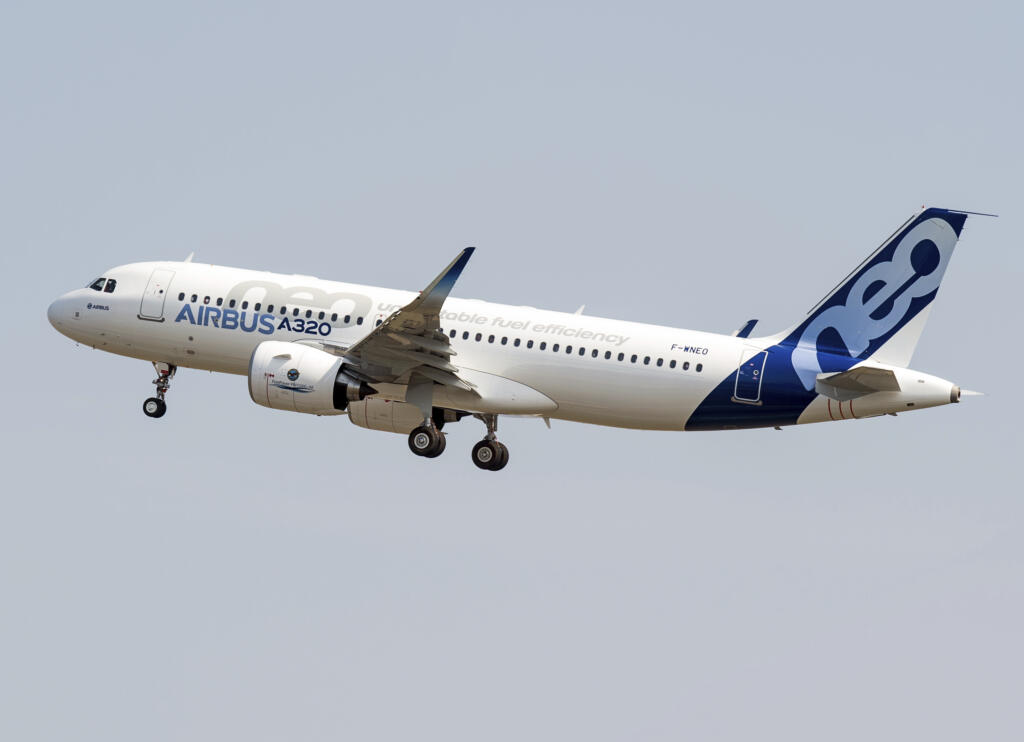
(2, 2), (1022, 740)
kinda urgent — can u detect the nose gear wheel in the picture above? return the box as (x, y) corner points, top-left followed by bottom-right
(144, 362), (176, 419)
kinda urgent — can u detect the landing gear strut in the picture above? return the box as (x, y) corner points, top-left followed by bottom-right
(143, 362), (176, 419)
(471, 414), (509, 471)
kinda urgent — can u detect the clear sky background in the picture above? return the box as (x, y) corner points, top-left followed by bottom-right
(2, 2), (1022, 740)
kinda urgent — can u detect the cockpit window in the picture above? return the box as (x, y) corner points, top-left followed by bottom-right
(88, 277), (106, 291)
(103, 279), (116, 293)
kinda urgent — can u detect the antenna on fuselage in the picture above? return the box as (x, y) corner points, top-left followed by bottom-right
(184, 252), (194, 263)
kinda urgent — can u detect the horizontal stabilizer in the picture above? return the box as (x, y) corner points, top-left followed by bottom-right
(815, 366), (900, 401)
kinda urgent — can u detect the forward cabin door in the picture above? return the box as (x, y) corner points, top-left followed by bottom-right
(139, 269), (175, 321)
(733, 348), (767, 404)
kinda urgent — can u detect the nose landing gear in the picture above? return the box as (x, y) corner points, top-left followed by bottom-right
(143, 362), (176, 419)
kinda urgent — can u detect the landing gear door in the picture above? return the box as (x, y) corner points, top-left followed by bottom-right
(139, 269), (175, 321)
(733, 348), (767, 405)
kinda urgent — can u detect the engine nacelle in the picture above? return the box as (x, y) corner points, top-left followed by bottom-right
(248, 341), (373, 415)
(348, 398), (426, 434)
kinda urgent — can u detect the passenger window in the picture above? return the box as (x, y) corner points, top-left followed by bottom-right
(256, 303), (263, 312)
(540, 342), (547, 350)
(191, 294), (198, 302)
(331, 313), (337, 321)
(216, 297), (223, 306)
(514, 338), (521, 347)
(631, 354), (637, 363)
(88, 277), (106, 291)
(696, 363), (703, 372)
(527, 340), (534, 349)
(643, 356), (650, 365)
(683, 361), (690, 370)
(280, 306), (287, 314)
(203, 296), (210, 305)
(103, 279), (116, 293)
(488, 335), (495, 343)
(178, 292), (185, 301)
(344, 315), (351, 323)
(293, 308), (300, 316)
(553, 344), (560, 352)
(306, 310), (312, 318)
(500, 337), (507, 345)
(357, 317), (363, 325)
(604, 351), (611, 359)
(475, 333), (482, 341)
(579, 348), (586, 356)
(229, 299), (236, 308)
(669, 360), (676, 369)
(375, 319), (382, 326)
(462, 331), (469, 340)
(618, 353), (624, 361)
(656, 358), (663, 367)
(566, 345), (572, 354)
(242, 301), (249, 309)
(450, 330), (456, 338)
(318, 311), (324, 320)
(591, 349), (598, 358)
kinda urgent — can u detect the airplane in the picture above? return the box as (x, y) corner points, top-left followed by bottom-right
(48, 206), (981, 471)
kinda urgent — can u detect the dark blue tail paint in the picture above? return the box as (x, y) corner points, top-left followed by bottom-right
(685, 208), (967, 430)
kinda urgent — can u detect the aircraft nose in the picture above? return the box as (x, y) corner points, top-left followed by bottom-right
(47, 294), (70, 328)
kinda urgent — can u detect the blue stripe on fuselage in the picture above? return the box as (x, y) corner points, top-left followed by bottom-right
(685, 208), (966, 431)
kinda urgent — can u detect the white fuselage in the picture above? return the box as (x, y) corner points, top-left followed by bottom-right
(48, 259), (960, 432)
(49, 260), (754, 430)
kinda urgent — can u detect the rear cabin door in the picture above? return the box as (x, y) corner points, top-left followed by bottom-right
(733, 349), (767, 404)
(139, 269), (175, 321)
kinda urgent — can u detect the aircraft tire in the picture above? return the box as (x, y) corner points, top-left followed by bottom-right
(491, 442), (509, 471)
(425, 432), (447, 458)
(408, 425), (441, 457)
(472, 440), (504, 470)
(143, 397), (166, 418)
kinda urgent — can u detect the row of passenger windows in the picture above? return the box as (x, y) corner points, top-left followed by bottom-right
(440, 328), (704, 372)
(176, 291), (701, 371)
(177, 292), (364, 325)
(88, 277), (117, 293)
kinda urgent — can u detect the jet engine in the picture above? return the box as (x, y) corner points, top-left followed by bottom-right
(347, 399), (426, 434)
(248, 341), (374, 415)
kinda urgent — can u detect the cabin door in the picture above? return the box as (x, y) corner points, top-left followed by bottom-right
(139, 269), (175, 321)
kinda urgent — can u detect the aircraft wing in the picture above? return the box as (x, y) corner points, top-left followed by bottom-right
(327, 248), (477, 392)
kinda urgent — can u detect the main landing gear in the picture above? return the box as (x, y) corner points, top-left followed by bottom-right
(471, 414), (508, 471)
(143, 362), (176, 419)
(407, 424), (447, 458)
(405, 412), (509, 471)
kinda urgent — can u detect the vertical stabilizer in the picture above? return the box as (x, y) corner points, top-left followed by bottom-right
(776, 207), (968, 389)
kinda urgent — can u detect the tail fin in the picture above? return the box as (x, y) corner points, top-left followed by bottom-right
(776, 207), (970, 391)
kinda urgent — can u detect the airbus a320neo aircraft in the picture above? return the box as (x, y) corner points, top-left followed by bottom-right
(48, 207), (980, 471)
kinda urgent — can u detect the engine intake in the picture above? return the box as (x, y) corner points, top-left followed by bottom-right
(249, 341), (373, 415)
